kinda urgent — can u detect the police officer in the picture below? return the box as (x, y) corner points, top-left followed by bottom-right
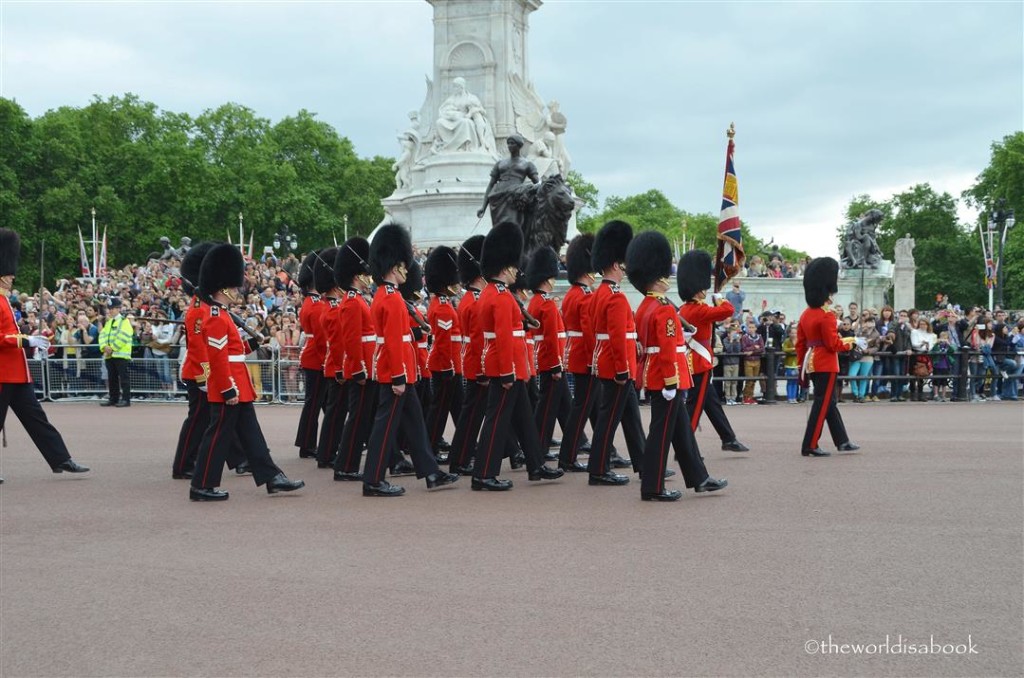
(0, 229), (89, 483)
(98, 298), (134, 407)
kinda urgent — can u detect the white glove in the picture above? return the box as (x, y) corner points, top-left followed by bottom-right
(683, 331), (696, 341)
(661, 387), (677, 401)
(27, 336), (50, 350)
(711, 293), (724, 304)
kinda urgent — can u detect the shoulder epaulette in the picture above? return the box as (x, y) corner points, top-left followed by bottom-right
(439, 296), (449, 305)
(310, 294), (321, 302)
(192, 298), (202, 308)
(582, 287), (592, 295)
(611, 283), (621, 294)
(542, 292), (552, 300)
(210, 306), (221, 316)
(495, 283), (507, 293)
(328, 298), (339, 308)
(346, 290), (358, 299)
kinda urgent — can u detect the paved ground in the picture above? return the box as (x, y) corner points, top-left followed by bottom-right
(0, 399), (1021, 677)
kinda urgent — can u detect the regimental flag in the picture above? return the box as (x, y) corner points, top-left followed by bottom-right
(714, 123), (745, 292)
(98, 227), (108, 277)
(78, 227), (92, 278)
(985, 257), (996, 289)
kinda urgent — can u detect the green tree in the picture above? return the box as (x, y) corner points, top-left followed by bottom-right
(566, 170), (598, 218)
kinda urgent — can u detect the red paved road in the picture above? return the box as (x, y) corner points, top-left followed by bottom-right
(1, 400), (1021, 677)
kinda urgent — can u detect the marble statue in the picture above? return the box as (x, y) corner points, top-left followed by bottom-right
(434, 77), (497, 157)
(509, 73), (571, 175)
(841, 209), (884, 269)
(393, 133), (416, 190)
(895, 234), (916, 264)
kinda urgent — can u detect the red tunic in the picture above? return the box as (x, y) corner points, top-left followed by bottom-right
(0, 295), (30, 383)
(561, 283), (594, 375)
(677, 298), (734, 375)
(180, 296), (210, 383)
(479, 282), (528, 383)
(797, 306), (849, 374)
(411, 306), (431, 380)
(427, 295), (461, 375)
(371, 283), (417, 386)
(635, 294), (692, 391)
(459, 287), (484, 381)
(591, 280), (638, 381)
(529, 292), (566, 374)
(204, 305), (257, 403)
(321, 296), (343, 378)
(339, 290), (375, 382)
(298, 294), (327, 371)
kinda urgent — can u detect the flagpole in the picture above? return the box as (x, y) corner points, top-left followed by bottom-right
(91, 207), (98, 282)
(238, 212), (244, 255)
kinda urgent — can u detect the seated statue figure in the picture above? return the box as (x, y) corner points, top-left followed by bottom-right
(434, 77), (497, 156)
(477, 134), (539, 229)
(841, 209), (884, 269)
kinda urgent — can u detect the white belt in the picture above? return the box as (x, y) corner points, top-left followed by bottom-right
(556, 332), (567, 339)
(417, 342), (428, 349)
(376, 336), (412, 343)
(451, 334), (463, 341)
(483, 330), (526, 339)
(566, 331), (584, 337)
(596, 332), (637, 340)
(228, 355), (247, 362)
(645, 346), (685, 354)
(361, 335), (377, 343)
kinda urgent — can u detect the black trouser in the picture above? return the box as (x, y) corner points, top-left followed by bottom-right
(644, 391), (710, 494)
(173, 381), (247, 476)
(362, 384), (440, 485)
(294, 368), (326, 452)
(417, 378), (431, 417)
(670, 396), (711, 490)
(192, 402), (282, 490)
(335, 380), (378, 474)
(450, 380), (488, 469)
(316, 379), (349, 464)
(526, 375), (539, 409)
(559, 372), (600, 465)
(0, 382), (72, 469)
(535, 370), (569, 452)
(105, 357), (131, 404)
(587, 378), (645, 475)
(801, 372), (849, 451)
(474, 380), (545, 479)
(426, 370), (462, 453)
(686, 370), (737, 443)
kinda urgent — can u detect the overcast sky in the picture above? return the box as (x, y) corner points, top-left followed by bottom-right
(2, 0), (1021, 257)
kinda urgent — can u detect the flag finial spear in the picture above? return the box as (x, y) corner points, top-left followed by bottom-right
(727, 122), (735, 140)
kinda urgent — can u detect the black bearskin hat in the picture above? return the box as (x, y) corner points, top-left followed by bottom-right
(0, 229), (21, 277)
(198, 244), (244, 298)
(565, 233), (595, 283)
(481, 222), (523, 279)
(591, 220), (633, 273)
(677, 249), (714, 301)
(526, 246), (560, 290)
(399, 260), (424, 301)
(297, 251), (319, 292)
(334, 237), (370, 289)
(510, 263), (530, 293)
(458, 235), (485, 286)
(425, 246), (459, 295)
(626, 231), (672, 292)
(369, 223), (413, 283)
(180, 242), (216, 295)
(803, 257), (839, 308)
(313, 247), (338, 294)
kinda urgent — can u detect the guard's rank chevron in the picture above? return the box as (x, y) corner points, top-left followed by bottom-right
(208, 335), (228, 350)
(438, 319), (453, 331)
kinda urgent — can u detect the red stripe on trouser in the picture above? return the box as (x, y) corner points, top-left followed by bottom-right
(303, 376), (322, 448)
(597, 384), (625, 471)
(810, 373), (836, 449)
(656, 398), (675, 493)
(690, 372), (708, 431)
(482, 388), (509, 475)
(200, 407), (226, 487)
(567, 377), (594, 454)
(373, 395), (401, 483)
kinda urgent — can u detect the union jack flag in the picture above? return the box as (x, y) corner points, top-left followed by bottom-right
(714, 124), (745, 292)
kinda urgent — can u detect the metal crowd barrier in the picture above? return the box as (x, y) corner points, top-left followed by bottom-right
(28, 346), (1022, 405)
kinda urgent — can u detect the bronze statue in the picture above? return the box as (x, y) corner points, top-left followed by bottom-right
(841, 209), (884, 269)
(477, 134), (574, 254)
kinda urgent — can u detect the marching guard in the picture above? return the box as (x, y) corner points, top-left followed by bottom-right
(360, 224), (458, 497)
(525, 247), (569, 454)
(423, 246), (463, 459)
(0, 229), (89, 483)
(798, 257), (860, 457)
(448, 235), (486, 476)
(294, 251), (328, 459)
(677, 250), (750, 452)
(313, 248), (350, 469)
(189, 244), (304, 501)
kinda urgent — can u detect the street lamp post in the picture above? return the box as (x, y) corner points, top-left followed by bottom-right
(992, 199), (1016, 309)
(273, 225), (298, 255)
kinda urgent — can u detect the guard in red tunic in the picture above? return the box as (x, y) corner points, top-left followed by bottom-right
(677, 250), (750, 453)
(448, 235), (486, 475)
(331, 238), (378, 482)
(472, 222), (563, 491)
(629, 232), (727, 501)
(189, 244), (304, 501)
(526, 247), (568, 454)
(360, 224), (458, 497)
(294, 251), (328, 459)
(556, 234), (599, 471)
(586, 220), (645, 486)
(424, 246), (463, 459)
(313, 248), (350, 469)
(798, 257), (859, 456)
(0, 229), (89, 483)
